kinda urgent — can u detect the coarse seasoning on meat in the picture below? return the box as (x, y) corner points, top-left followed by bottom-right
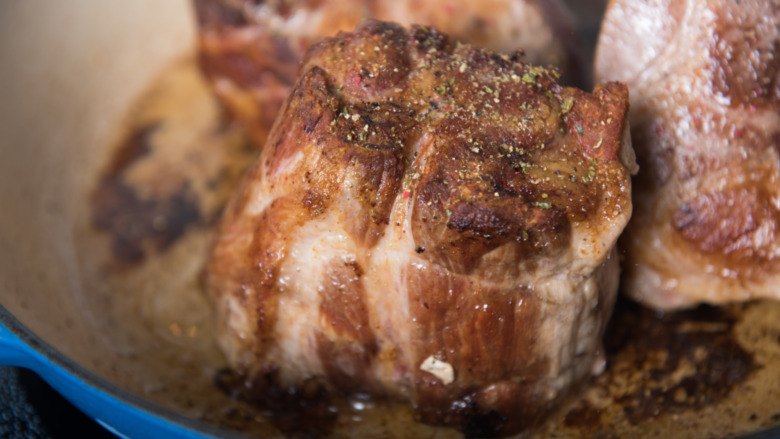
(205, 21), (635, 436)
(193, 0), (586, 148)
(596, 0), (780, 310)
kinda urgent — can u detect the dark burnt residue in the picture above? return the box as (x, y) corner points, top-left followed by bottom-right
(457, 404), (508, 439)
(602, 297), (756, 424)
(106, 123), (157, 173)
(563, 401), (602, 429)
(91, 123), (202, 268)
(215, 367), (338, 438)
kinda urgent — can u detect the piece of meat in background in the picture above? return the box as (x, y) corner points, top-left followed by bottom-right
(205, 20), (635, 436)
(193, 0), (589, 149)
(595, 0), (780, 309)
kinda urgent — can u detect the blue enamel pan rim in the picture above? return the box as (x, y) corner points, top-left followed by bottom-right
(0, 304), (250, 439)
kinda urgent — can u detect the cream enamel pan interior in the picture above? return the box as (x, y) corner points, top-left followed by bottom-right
(0, 1), (190, 387)
(0, 0), (221, 433)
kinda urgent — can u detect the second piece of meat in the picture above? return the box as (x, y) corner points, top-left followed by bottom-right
(596, 0), (780, 310)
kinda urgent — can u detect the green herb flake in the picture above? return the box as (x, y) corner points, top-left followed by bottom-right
(583, 159), (597, 183)
(533, 201), (552, 209)
(561, 99), (574, 114)
(519, 162), (531, 172)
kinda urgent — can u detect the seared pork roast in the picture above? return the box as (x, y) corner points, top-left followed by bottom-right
(596, 0), (780, 309)
(193, 0), (586, 148)
(205, 21), (635, 435)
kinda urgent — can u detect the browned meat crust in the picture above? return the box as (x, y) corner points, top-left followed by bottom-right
(206, 21), (633, 436)
(193, 0), (587, 148)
